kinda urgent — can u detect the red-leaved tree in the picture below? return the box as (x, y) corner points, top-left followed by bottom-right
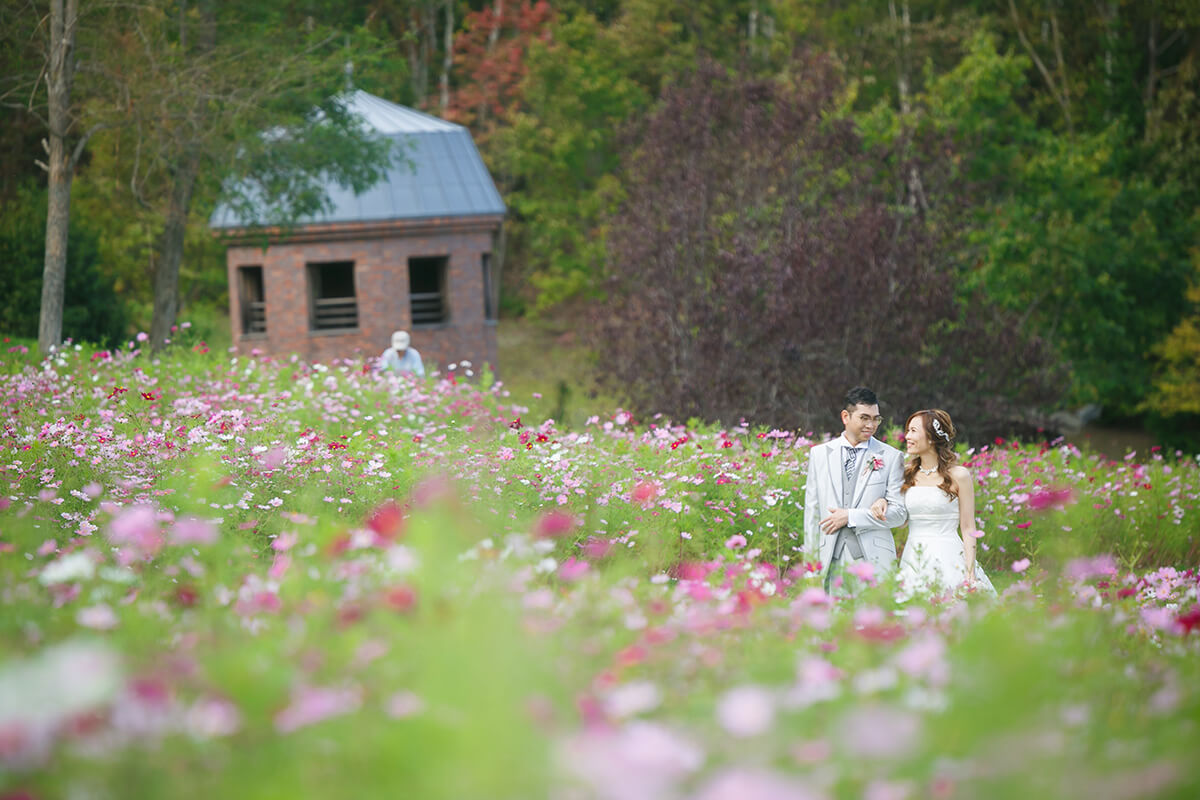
(445, 0), (554, 140)
(592, 56), (1063, 441)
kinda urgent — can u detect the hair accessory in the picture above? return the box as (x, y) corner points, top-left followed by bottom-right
(931, 417), (952, 442)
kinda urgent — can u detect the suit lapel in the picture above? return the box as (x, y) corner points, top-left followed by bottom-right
(849, 438), (878, 509)
(825, 439), (844, 506)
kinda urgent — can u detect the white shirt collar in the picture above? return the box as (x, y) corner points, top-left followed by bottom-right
(840, 434), (870, 451)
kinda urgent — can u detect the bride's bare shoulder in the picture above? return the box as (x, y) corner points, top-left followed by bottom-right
(949, 465), (972, 482)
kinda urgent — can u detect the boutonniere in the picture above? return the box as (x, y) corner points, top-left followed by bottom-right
(863, 456), (885, 476)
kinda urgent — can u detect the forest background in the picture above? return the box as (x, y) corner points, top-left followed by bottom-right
(2, 0), (1199, 447)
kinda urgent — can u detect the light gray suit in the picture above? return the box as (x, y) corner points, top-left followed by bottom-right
(803, 435), (907, 589)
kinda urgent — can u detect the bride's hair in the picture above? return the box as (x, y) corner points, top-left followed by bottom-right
(902, 409), (959, 497)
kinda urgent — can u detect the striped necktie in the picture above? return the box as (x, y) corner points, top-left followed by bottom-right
(844, 447), (860, 482)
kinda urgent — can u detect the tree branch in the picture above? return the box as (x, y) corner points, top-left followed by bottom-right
(0, 99), (49, 128)
(1008, 0), (1073, 132)
(69, 118), (122, 169)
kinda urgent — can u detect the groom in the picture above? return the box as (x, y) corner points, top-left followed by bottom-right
(803, 387), (907, 594)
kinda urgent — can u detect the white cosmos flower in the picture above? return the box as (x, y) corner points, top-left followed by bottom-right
(38, 551), (95, 585)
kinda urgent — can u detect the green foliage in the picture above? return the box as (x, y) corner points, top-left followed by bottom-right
(1145, 280), (1200, 417)
(492, 13), (648, 312)
(1142, 255), (1200, 451)
(0, 184), (128, 346)
(859, 31), (1199, 419)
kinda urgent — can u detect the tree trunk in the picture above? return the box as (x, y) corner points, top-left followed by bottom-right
(38, 0), (81, 356)
(439, 0), (453, 113)
(149, 158), (198, 349)
(40, 137), (71, 354)
(149, 0), (213, 349)
(889, 0), (927, 217)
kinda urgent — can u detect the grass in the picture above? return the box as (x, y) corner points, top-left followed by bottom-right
(496, 313), (628, 429)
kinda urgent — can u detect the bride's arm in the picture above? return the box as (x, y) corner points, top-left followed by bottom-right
(952, 466), (978, 582)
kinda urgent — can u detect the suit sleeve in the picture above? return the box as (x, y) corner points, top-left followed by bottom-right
(882, 449), (908, 528)
(846, 448), (908, 530)
(803, 447), (821, 558)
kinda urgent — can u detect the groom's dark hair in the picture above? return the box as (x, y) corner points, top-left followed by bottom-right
(844, 386), (878, 410)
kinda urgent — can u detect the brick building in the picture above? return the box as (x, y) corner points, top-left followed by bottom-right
(210, 91), (504, 372)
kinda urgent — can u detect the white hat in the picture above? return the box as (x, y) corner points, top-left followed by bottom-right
(391, 330), (410, 350)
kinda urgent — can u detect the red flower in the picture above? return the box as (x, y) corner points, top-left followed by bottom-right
(366, 501), (405, 542)
(1177, 605), (1200, 635)
(383, 585), (418, 613)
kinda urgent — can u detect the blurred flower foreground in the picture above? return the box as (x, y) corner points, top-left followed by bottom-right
(1, 342), (1198, 799)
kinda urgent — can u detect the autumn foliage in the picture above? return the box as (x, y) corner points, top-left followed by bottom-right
(445, 0), (554, 137)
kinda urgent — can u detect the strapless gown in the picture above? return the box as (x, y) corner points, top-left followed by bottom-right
(897, 486), (996, 599)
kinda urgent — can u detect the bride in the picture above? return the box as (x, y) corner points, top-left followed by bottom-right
(872, 409), (996, 599)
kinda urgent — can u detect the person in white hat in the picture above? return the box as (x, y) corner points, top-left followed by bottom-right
(378, 330), (425, 377)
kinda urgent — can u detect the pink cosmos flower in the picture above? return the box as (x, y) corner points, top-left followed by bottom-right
(1140, 607), (1177, 632)
(837, 704), (922, 759)
(794, 586), (833, 607)
(107, 505), (163, 563)
(1065, 554), (1119, 581)
(271, 532), (298, 552)
(581, 537), (614, 560)
(384, 690), (425, 719)
(865, 779), (915, 800)
(1011, 558), (1031, 573)
(169, 517), (218, 546)
(274, 685), (362, 733)
(791, 739), (833, 765)
(558, 557), (590, 581)
(785, 657), (842, 708)
(261, 446), (287, 470)
(268, 553), (291, 580)
(690, 768), (824, 800)
(847, 561), (876, 584)
(725, 534), (748, 549)
(893, 632), (949, 686)
(559, 722), (703, 800)
(715, 686), (775, 738)
(1028, 488), (1074, 511)
(185, 696), (242, 739)
(631, 481), (659, 506)
(535, 510), (576, 539)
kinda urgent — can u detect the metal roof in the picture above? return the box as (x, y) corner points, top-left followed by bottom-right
(209, 90), (505, 229)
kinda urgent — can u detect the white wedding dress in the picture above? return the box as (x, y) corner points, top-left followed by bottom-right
(897, 486), (996, 599)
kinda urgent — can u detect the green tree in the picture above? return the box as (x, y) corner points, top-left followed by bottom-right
(860, 31), (1198, 418)
(490, 12), (647, 311)
(74, 1), (396, 348)
(0, 183), (127, 346)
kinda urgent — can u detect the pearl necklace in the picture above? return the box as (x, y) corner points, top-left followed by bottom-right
(917, 466), (938, 476)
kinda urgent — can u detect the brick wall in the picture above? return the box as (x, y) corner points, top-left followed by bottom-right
(225, 222), (500, 375)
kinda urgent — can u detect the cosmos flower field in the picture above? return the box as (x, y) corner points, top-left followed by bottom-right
(1, 339), (1198, 799)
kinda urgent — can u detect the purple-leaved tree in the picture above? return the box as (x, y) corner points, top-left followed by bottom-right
(593, 55), (1062, 440)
